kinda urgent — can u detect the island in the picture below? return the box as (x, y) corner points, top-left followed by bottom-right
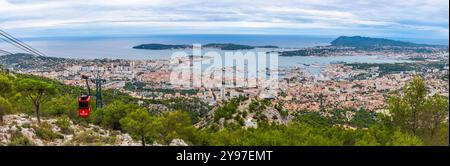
(203, 43), (254, 50)
(133, 43), (279, 50)
(132, 44), (191, 50)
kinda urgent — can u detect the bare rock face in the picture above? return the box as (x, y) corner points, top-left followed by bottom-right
(1, 114), (189, 146)
(263, 107), (292, 125)
(0, 125), (10, 144)
(116, 133), (141, 146)
(169, 139), (188, 146)
(1, 114), (140, 146)
(244, 118), (258, 129)
(20, 128), (44, 146)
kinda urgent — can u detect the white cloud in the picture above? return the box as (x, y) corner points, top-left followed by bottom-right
(0, 0), (448, 38)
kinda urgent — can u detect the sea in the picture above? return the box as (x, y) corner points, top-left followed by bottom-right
(1, 34), (446, 76)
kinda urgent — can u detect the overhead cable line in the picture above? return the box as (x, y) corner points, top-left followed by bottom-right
(0, 36), (26, 54)
(0, 29), (46, 57)
(0, 48), (12, 55)
(0, 30), (46, 56)
(0, 33), (41, 56)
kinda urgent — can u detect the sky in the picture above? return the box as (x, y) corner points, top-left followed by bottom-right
(0, 0), (449, 40)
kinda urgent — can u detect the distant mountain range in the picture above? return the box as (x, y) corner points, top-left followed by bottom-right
(133, 43), (279, 50)
(279, 36), (448, 57)
(331, 36), (447, 48)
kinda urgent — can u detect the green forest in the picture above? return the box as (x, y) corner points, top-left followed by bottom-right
(0, 69), (448, 146)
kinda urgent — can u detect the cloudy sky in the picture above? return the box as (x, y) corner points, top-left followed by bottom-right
(0, 0), (448, 39)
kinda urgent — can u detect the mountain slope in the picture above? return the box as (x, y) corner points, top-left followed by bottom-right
(331, 36), (444, 48)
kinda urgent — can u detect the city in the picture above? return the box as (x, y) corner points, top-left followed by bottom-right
(1, 40), (448, 120)
(0, 1), (449, 163)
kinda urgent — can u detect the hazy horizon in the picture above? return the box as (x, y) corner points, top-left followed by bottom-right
(1, 0), (448, 41)
(17, 34), (450, 46)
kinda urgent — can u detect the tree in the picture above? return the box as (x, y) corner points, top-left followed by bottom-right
(420, 94), (449, 145)
(403, 76), (426, 134)
(120, 109), (155, 146)
(154, 111), (195, 144)
(387, 76), (449, 145)
(350, 108), (376, 128)
(42, 94), (77, 117)
(0, 75), (13, 97)
(318, 93), (325, 111)
(93, 101), (138, 130)
(0, 73), (14, 123)
(296, 110), (331, 127)
(387, 130), (423, 146)
(388, 76), (426, 133)
(16, 78), (57, 124)
(0, 97), (12, 123)
(355, 125), (423, 146)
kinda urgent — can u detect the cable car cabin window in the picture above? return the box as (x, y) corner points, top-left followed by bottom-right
(79, 101), (89, 109)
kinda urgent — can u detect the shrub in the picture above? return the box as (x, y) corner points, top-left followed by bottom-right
(55, 116), (73, 135)
(8, 130), (36, 146)
(33, 122), (64, 141)
(73, 130), (99, 144)
(42, 94), (77, 117)
(242, 111), (248, 118)
(237, 117), (245, 126)
(214, 97), (242, 122)
(279, 109), (289, 117)
(93, 101), (139, 130)
(21, 123), (32, 129)
(73, 130), (116, 145)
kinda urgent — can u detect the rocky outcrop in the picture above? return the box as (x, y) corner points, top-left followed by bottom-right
(0, 114), (140, 146)
(1, 114), (188, 146)
(169, 139), (188, 146)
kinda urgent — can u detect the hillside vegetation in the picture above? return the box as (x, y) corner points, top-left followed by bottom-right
(0, 69), (448, 146)
(331, 36), (445, 48)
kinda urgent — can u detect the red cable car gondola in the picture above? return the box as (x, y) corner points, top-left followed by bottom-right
(78, 95), (91, 117)
(78, 75), (91, 118)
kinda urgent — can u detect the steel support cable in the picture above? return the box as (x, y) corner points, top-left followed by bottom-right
(0, 33), (40, 56)
(0, 48), (12, 55)
(0, 36), (32, 55)
(0, 33), (42, 57)
(0, 30), (46, 56)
